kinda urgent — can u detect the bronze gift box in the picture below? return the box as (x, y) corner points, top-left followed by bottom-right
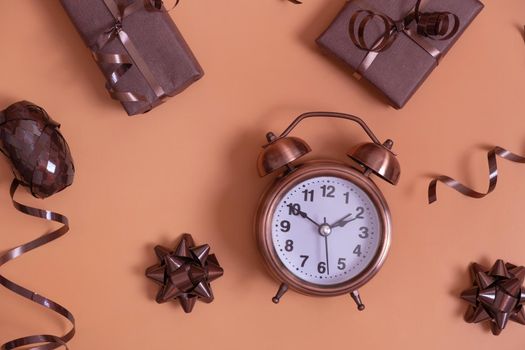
(60, 0), (204, 116)
(317, 0), (483, 109)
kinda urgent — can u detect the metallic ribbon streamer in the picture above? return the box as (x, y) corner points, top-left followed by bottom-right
(0, 180), (75, 350)
(92, 0), (169, 105)
(428, 146), (525, 204)
(348, 0), (459, 79)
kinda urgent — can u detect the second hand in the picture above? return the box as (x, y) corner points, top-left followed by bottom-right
(323, 217), (330, 276)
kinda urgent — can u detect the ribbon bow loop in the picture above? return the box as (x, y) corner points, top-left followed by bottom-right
(348, 0), (460, 80)
(416, 10), (459, 39)
(349, 2), (459, 54)
(91, 0), (173, 106)
(394, 20), (406, 32)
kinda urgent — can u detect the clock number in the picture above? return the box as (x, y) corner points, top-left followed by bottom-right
(358, 227), (369, 239)
(355, 206), (365, 219)
(343, 192), (350, 204)
(317, 262), (327, 274)
(280, 220), (291, 232)
(353, 245), (362, 257)
(321, 185), (335, 198)
(300, 255), (309, 267)
(285, 240), (294, 252)
(287, 203), (301, 216)
(302, 189), (314, 202)
(337, 258), (346, 270)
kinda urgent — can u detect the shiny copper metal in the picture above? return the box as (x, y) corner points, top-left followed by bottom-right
(278, 112), (381, 144)
(255, 161), (392, 297)
(257, 135), (311, 176)
(257, 111), (401, 179)
(428, 146), (525, 204)
(461, 259), (525, 335)
(350, 290), (365, 311)
(272, 283), (289, 304)
(145, 234), (224, 313)
(348, 140), (401, 185)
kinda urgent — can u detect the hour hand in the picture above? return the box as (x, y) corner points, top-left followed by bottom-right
(297, 210), (321, 228)
(330, 213), (357, 228)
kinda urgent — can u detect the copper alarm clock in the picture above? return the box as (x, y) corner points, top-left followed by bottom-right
(255, 112), (400, 310)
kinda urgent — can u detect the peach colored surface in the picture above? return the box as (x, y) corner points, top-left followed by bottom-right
(1, 0), (525, 349)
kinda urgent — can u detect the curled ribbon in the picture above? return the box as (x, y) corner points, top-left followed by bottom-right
(92, 0), (177, 105)
(348, 0), (459, 79)
(148, 0), (180, 11)
(428, 146), (525, 204)
(0, 180), (75, 350)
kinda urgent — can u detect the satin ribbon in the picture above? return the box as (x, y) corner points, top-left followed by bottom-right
(92, 0), (171, 105)
(428, 146), (525, 204)
(348, 0), (459, 79)
(0, 180), (75, 350)
(148, 0), (180, 11)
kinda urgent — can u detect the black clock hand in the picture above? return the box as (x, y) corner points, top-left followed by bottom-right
(299, 211), (321, 228)
(330, 212), (358, 228)
(289, 205), (321, 228)
(323, 217), (330, 275)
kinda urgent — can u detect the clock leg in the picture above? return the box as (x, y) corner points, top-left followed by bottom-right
(350, 290), (365, 311)
(272, 283), (289, 304)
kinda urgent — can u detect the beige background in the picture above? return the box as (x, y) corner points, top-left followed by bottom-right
(1, 0), (525, 349)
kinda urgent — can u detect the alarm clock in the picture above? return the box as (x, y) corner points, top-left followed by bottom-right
(254, 112), (400, 310)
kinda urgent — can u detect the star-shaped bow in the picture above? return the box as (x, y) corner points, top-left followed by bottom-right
(461, 259), (525, 335)
(145, 234), (224, 313)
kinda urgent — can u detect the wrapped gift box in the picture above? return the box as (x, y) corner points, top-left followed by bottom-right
(61, 0), (204, 116)
(316, 0), (483, 109)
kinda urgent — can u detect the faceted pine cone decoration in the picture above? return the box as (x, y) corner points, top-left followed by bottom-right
(461, 259), (525, 335)
(0, 101), (74, 198)
(145, 234), (224, 313)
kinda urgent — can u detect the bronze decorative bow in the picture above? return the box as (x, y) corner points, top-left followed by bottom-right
(428, 146), (525, 204)
(461, 260), (525, 335)
(92, 0), (177, 105)
(348, 0), (459, 79)
(145, 234), (224, 313)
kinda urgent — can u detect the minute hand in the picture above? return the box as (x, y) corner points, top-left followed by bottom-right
(330, 213), (359, 228)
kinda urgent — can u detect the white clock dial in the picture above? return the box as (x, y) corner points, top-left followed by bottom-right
(271, 176), (382, 285)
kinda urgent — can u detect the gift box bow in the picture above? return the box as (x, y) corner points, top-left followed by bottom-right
(92, 0), (177, 107)
(349, 0), (460, 79)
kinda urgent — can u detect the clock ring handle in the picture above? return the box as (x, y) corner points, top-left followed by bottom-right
(278, 111), (382, 145)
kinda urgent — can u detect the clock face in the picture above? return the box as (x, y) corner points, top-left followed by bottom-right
(271, 176), (382, 286)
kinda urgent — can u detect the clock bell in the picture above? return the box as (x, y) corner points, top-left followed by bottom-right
(257, 112), (400, 185)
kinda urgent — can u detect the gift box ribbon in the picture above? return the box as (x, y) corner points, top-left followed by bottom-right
(92, 0), (174, 106)
(349, 0), (459, 79)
